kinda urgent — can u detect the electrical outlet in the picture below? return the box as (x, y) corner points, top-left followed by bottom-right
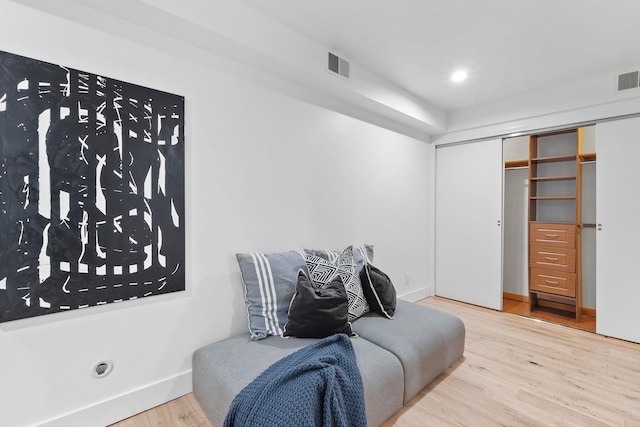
(404, 273), (410, 286)
(92, 360), (114, 378)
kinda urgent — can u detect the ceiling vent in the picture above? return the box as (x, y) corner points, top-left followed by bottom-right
(617, 70), (639, 91)
(328, 52), (350, 79)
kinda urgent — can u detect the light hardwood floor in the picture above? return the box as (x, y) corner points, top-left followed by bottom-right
(111, 297), (640, 427)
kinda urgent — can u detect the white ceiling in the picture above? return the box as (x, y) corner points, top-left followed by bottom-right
(239, 0), (640, 113)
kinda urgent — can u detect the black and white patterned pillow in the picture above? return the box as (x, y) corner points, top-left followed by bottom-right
(306, 244), (374, 273)
(305, 246), (370, 321)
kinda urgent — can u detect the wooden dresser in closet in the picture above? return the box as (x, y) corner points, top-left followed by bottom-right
(528, 129), (582, 321)
(529, 223), (576, 297)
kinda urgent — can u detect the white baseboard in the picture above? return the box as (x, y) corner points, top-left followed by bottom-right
(398, 285), (433, 302)
(39, 370), (192, 427)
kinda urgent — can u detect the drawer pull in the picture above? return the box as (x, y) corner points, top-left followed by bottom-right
(544, 233), (559, 239)
(544, 257), (559, 262)
(544, 279), (559, 285)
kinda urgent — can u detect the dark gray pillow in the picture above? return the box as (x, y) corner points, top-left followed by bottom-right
(282, 270), (352, 338)
(360, 263), (396, 319)
(236, 250), (307, 340)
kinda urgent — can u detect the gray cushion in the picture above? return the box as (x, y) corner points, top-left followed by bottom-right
(351, 337), (404, 426)
(192, 335), (404, 427)
(351, 299), (466, 403)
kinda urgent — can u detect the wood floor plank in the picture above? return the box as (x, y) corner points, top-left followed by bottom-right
(145, 399), (177, 427)
(169, 393), (211, 426)
(109, 297), (640, 426)
(111, 412), (152, 427)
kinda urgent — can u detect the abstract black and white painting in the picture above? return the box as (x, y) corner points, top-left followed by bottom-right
(0, 50), (185, 322)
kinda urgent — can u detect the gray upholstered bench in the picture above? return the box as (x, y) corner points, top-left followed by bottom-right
(193, 300), (465, 426)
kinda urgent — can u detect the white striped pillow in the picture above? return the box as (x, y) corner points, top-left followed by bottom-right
(236, 250), (307, 340)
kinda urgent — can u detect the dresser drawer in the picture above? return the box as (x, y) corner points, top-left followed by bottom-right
(529, 223), (575, 248)
(530, 246), (576, 273)
(530, 269), (576, 297)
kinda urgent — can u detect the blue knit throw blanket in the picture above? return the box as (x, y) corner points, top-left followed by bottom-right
(223, 334), (367, 427)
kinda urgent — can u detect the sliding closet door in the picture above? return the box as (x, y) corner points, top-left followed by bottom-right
(596, 117), (640, 344)
(435, 139), (503, 310)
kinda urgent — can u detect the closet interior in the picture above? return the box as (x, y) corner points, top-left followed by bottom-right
(503, 126), (596, 332)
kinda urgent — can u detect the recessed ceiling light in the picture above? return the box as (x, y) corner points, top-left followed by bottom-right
(451, 70), (467, 83)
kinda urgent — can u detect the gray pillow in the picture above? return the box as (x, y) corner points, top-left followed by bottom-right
(236, 250), (307, 340)
(305, 246), (370, 321)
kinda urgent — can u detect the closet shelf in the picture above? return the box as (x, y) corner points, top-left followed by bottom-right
(530, 220), (576, 225)
(530, 196), (576, 200)
(580, 152), (597, 162)
(529, 289), (578, 303)
(531, 175), (576, 181)
(531, 154), (576, 163)
(505, 159), (528, 169)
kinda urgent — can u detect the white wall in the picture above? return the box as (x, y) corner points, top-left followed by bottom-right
(0, 2), (432, 426)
